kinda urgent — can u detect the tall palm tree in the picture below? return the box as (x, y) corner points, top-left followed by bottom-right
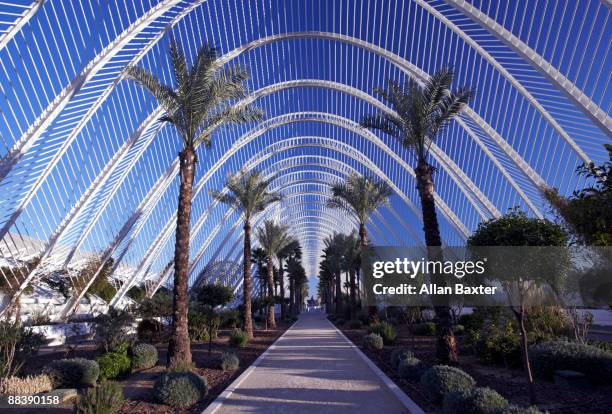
(256, 220), (291, 329)
(125, 41), (262, 368)
(361, 67), (473, 363)
(284, 243), (302, 315)
(211, 170), (282, 339)
(341, 231), (361, 317)
(322, 232), (347, 316)
(277, 239), (300, 320)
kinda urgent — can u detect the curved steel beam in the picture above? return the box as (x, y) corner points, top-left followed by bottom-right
(0, 0), (44, 51)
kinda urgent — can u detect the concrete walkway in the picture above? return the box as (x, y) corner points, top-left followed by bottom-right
(206, 310), (418, 414)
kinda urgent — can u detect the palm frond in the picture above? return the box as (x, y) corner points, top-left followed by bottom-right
(124, 66), (179, 115)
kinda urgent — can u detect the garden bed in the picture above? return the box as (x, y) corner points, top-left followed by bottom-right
(339, 324), (612, 414)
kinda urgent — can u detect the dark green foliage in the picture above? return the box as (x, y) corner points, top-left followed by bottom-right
(529, 340), (612, 383)
(469, 320), (521, 368)
(95, 308), (134, 352)
(83, 258), (117, 303)
(0, 257), (40, 294)
(218, 309), (240, 329)
(45, 358), (100, 387)
(126, 285), (146, 302)
(459, 312), (485, 332)
(137, 289), (173, 318)
(362, 333), (384, 350)
(524, 306), (571, 343)
(390, 348), (414, 369)
(136, 319), (165, 343)
(420, 365), (476, 401)
(398, 357), (427, 380)
(219, 352), (239, 371)
(413, 322), (437, 336)
(497, 405), (547, 414)
(367, 321), (397, 345)
(453, 324), (465, 335)
(335, 318), (345, 326)
(229, 329), (249, 347)
(74, 381), (124, 414)
(154, 371), (208, 409)
(96, 351), (131, 380)
(188, 309), (219, 342)
(346, 319), (362, 329)
(130, 343), (158, 371)
(0, 316), (44, 378)
(442, 387), (509, 414)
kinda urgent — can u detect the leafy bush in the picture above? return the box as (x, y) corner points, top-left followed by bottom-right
(453, 324), (465, 335)
(188, 309), (217, 342)
(335, 318), (345, 326)
(167, 360), (195, 373)
(525, 306), (571, 343)
(219, 309), (240, 329)
(0, 317), (44, 378)
(82, 258), (117, 303)
(459, 312), (485, 332)
(95, 308), (134, 352)
(442, 387), (509, 414)
(136, 319), (165, 344)
(398, 357), (427, 380)
(530, 340), (612, 383)
(130, 343), (158, 371)
(467, 320), (521, 368)
(219, 352), (239, 371)
(126, 285), (146, 302)
(0, 374), (53, 395)
(420, 365), (476, 401)
(362, 333), (384, 350)
(96, 351), (131, 380)
(346, 319), (363, 329)
(74, 381), (124, 414)
(229, 329), (249, 348)
(368, 322), (397, 345)
(154, 371), (208, 408)
(45, 358), (100, 387)
(137, 289), (173, 318)
(390, 348), (414, 369)
(497, 405), (546, 414)
(413, 322), (437, 336)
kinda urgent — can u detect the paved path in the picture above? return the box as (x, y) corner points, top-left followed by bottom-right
(208, 310), (415, 414)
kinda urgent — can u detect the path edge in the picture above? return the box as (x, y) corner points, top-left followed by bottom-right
(201, 320), (296, 414)
(329, 319), (426, 414)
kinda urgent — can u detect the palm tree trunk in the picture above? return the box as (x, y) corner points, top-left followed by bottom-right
(266, 256), (276, 329)
(279, 261), (286, 320)
(349, 269), (356, 318)
(361, 222), (377, 318)
(335, 271), (342, 316)
(243, 222), (254, 339)
(167, 148), (195, 368)
(415, 159), (457, 363)
(289, 276), (295, 316)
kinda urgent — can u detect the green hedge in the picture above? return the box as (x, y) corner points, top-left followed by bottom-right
(420, 365), (476, 401)
(442, 387), (508, 414)
(96, 351), (131, 380)
(154, 371), (208, 409)
(45, 358), (99, 387)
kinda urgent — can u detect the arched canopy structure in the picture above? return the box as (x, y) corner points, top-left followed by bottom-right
(0, 0), (609, 318)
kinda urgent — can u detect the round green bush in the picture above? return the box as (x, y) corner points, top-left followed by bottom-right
(398, 357), (427, 380)
(131, 343), (158, 371)
(442, 387), (509, 414)
(45, 358), (100, 387)
(390, 348), (415, 369)
(414, 322), (437, 335)
(75, 381), (124, 414)
(229, 329), (249, 348)
(367, 321), (397, 345)
(530, 340), (612, 383)
(362, 333), (384, 350)
(347, 319), (363, 329)
(96, 351), (131, 380)
(420, 365), (476, 401)
(219, 352), (240, 371)
(154, 371), (208, 409)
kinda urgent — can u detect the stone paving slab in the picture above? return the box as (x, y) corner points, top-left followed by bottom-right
(206, 310), (419, 414)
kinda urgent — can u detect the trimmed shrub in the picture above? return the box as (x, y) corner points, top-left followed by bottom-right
(347, 319), (363, 329)
(362, 333), (384, 350)
(413, 322), (437, 336)
(420, 365), (476, 401)
(530, 340), (612, 383)
(136, 319), (165, 344)
(229, 329), (249, 348)
(131, 343), (158, 371)
(96, 351), (131, 381)
(74, 382), (124, 414)
(167, 360), (195, 373)
(0, 374), (53, 395)
(368, 322), (397, 345)
(497, 405), (546, 414)
(45, 358), (100, 387)
(442, 387), (509, 414)
(398, 357), (427, 381)
(154, 371), (208, 409)
(219, 352), (239, 371)
(390, 348), (414, 369)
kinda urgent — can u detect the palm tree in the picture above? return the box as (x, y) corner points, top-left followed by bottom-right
(322, 232), (347, 317)
(284, 243), (302, 316)
(256, 220), (291, 329)
(341, 231), (361, 317)
(125, 41), (262, 368)
(211, 170), (282, 339)
(361, 67), (473, 363)
(277, 239), (300, 320)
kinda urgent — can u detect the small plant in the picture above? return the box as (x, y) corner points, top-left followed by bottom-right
(136, 319), (165, 344)
(420, 365), (476, 401)
(362, 333), (384, 350)
(367, 321), (397, 345)
(0, 311), (45, 378)
(45, 358), (100, 387)
(229, 329), (249, 348)
(96, 351), (131, 380)
(398, 357), (427, 381)
(167, 360), (195, 373)
(347, 319), (363, 329)
(74, 381), (124, 414)
(219, 352), (240, 371)
(154, 371), (208, 409)
(413, 321), (437, 336)
(130, 343), (158, 371)
(442, 386), (509, 414)
(0, 374), (53, 395)
(390, 348), (414, 369)
(95, 308), (134, 352)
